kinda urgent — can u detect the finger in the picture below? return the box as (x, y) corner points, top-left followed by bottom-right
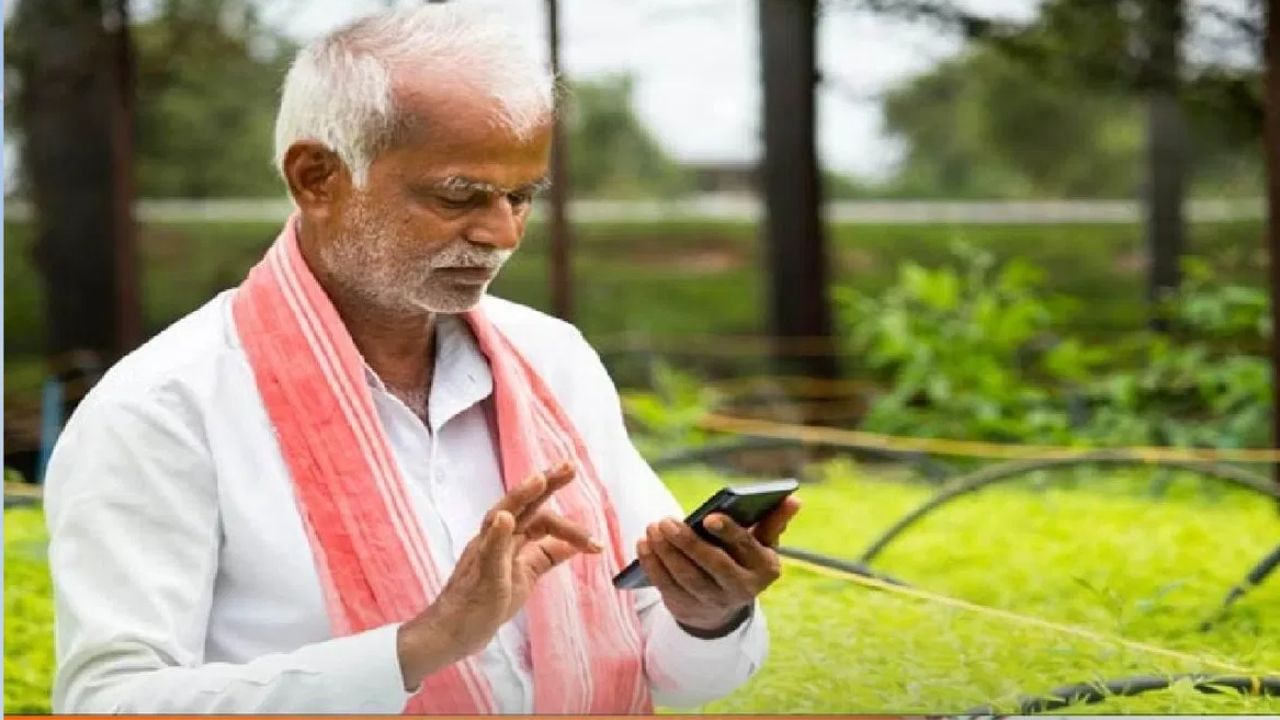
(523, 510), (602, 554)
(751, 495), (801, 547)
(637, 539), (699, 605)
(491, 473), (546, 523)
(703, 512), (774, 573)
(482, 510), (517, 579)
(659, 518), (752, 594)
(647, 523), (722, 603)
(514, 466), (576, 529)
(517, 536), (580, 578)
(506, 463), (577, 529)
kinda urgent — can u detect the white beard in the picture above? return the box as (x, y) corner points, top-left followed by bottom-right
(319, 194), (512, 315)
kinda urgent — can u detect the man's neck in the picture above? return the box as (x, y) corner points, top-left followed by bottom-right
(296, 219), (437, 416)
(336, 294), (438, 416)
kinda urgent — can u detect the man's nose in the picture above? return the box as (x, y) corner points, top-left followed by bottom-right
(464, 196), (522, 251)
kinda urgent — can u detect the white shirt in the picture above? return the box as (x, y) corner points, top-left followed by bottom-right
(44, 292), (767, 714)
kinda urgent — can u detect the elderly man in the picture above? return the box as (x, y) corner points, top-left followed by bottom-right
(44, 4), (799, 715)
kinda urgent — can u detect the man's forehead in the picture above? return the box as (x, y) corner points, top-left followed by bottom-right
(392, 68), (545, 140)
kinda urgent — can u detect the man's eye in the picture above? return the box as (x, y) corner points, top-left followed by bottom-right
(506, 192), (533, 208)
(437, 192), (477, 209)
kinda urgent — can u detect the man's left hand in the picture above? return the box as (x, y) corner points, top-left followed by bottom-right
(636, 496), (801, 637)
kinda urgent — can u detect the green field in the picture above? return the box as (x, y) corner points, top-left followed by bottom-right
(3, 217), (1265, 423)
(6, 463), (1278, 714)
(4, 218), (1265, 353)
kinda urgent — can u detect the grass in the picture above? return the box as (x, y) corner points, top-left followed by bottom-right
(6, 462), (1278, 714)
(5, 505), (56, 714)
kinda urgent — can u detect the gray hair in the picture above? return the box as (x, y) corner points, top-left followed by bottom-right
(273, 3), (555, 187)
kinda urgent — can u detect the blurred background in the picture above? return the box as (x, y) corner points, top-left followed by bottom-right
(4, 0), (1280, 715)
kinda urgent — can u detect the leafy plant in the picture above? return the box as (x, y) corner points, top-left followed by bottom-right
(835, 243), (1078, 442)
(835, 247), (1272, 450)
(620, 360), (722, 458)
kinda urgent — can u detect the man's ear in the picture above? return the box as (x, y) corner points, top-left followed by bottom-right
(282, 141), (350, 215)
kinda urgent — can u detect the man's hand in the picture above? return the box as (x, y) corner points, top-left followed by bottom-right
(636, 496), (801, 637)
(396, 462), (599, 690)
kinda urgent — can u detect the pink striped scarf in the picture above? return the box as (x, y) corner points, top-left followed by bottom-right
(231, 216), (652, 714)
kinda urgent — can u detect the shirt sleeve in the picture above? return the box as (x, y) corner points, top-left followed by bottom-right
(566, 337), (770, 708)
(44, 386), (416, 714)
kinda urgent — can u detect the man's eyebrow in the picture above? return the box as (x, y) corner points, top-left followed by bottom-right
(431, 175), (552, 195)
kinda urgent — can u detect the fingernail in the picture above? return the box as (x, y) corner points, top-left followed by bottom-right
(637, 540), (650, 556)
(589, 538), (604, 552)
(705, 516), (724, 532)
(661, 519), (680, 537)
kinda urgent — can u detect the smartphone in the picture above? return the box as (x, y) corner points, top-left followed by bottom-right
(612, 478), (799, 590)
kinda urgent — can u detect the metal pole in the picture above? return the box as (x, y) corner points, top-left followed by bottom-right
(546, 0), (574, 321)
(1266, 0), (1280, 494)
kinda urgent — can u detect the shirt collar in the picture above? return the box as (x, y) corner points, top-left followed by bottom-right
(362, 313), (495, 431)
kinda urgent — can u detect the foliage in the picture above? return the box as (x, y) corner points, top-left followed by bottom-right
(882, 49), (1144, 198)
(866, 0), (1266, 199)
(131, 0), (294, 197)
(1063, 261), (1272, 449)
(837, 247), (1272, 448)
(564, 75), (695, 199)
(880, 42), (1263, 199)
(6, 9), (694, 200)
(8, 465), (1278, 714)
(620, 360), (722, 458)
(835, 244), (1079, 441)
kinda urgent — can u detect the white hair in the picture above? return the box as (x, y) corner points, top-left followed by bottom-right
(273, 3), (555, 187)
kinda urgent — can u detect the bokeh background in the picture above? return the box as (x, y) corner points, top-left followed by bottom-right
(4, 0), (1279, 714)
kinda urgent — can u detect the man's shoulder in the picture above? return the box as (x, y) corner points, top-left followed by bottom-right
(83, 292), (240, 408)
(479, 295), (593, 357)
(477, 295), (613, 393)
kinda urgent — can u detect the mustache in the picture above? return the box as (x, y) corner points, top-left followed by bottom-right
(428, 243), (513, 269)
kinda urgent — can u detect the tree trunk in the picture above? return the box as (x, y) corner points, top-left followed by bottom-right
(1264, 0), (1280, 493)
(1142, 0), (1187, 331)
(13, 0), (138, 415)
(759, 0), (836, 381)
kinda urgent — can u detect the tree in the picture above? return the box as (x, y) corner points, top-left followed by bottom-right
(7, 0), (137, 404)
(759, 0), (836, 382)
(881, 50), (1142, 198)
(840, 0), (1265, 326)
(131, 0), (292, 197)
(875, 2), (1263, 200)
(563, 75), (694, 198)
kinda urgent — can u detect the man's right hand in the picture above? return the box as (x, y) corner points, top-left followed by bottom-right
(395, 462), (599, 691)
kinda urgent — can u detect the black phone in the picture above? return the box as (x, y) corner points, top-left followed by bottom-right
(612, 478), (799, 590)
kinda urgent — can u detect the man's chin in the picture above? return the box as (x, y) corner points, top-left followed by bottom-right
(414, 286), (488, 315)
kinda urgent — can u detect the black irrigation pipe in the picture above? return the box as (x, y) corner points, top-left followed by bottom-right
(1201, 541), (1280, 631)
(857, 452), (1280, 564)
(651, 436), (956, 482)
(963, 673), (1280, 715)
(774, 545), (912, 587)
